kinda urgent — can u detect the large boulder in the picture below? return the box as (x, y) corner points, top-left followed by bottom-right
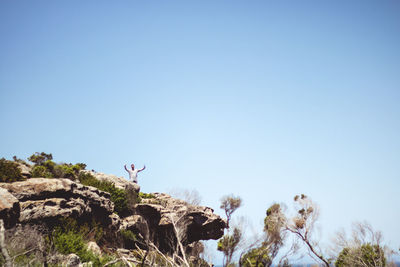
(17, 162), (32, 179)
(0, 178), (114, 223)
(128, 193), (226, 253)
(0, 187), (20, 228)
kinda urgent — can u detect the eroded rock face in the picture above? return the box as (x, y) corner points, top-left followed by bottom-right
(17, 162), (32, 179)
(124, 193), (226, 253)
(0, 176), (226, 257)
(0, 178), (114, 223)
(0, 188), (20, 228)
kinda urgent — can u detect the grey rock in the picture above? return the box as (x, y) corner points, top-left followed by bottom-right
(17, 162), (32, 179)
(87, 241), (101, 256)
(134, 193), (226, 253)
(0, 188), (20, 228)
(65, 253), (81, 267)
(0, 178), (114, 223)
(121, 214), (149, 241)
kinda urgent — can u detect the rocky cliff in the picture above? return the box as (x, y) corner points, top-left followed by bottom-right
(0, 165), (226, 266)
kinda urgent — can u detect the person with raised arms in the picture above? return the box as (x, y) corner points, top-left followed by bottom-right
(124, 163), (145, 183)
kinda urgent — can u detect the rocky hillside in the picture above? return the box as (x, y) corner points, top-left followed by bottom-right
(0, 157), (226, 266)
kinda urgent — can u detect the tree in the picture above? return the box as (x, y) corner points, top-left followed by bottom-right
(0, 220), (12, 267)
(218, 227), (243, 267)
(218, 195), (243, 267)
(220, 195), (242, 229)
(333, 221), (393, 267)
(284, 194), (330, 267)
(28, 152), (53, 166)
(239, 203), (292, 267)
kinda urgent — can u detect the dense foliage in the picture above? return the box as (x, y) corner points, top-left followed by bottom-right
(29, 153), (85, 179)
(335, 244), (387, 267)
(240, 247), (271, 267)
(0, 158), (23, 182)
(51, 218), (112, 266)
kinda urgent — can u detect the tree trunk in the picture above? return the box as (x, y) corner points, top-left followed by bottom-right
(0, 220), (12, 267)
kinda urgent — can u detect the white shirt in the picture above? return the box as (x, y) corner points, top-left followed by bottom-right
(126, 169), (139, 183)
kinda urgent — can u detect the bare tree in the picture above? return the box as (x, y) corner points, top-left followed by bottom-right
(169, 213), (190, 267)
(0, 220), (12, 267)
(284, 194), (330, 267)
(169, 188), (202, 206)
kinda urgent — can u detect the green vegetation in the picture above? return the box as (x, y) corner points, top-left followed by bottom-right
(52, 229), (113, 266)
(31, 165), (53, 178)
(218, 195), (243, 267)
(4, 152), (141, 217)
(120, 229), (137, 249)
(78, 172), (130, 216)
(28, 152), (53, 165)
(0, 158), (24, 182)
(240, 247), (271, 267)
(54, 217), (104, 243)
(50, 218), (113, 266)
(335, 244), (386, 267)
(28, 152), (86, 179)
(139, 192), (156, 199)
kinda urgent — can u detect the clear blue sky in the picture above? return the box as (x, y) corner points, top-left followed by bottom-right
(1, 0), (399, 261)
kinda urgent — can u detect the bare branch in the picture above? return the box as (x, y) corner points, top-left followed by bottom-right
(0, 220), (12, 267)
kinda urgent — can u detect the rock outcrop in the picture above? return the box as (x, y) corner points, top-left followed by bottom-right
(122, 193), (226, 253)
(17, 162), (32, 179)
(0, 188), (20, 228)
(0, 178), (114, 224)
(0, 174), (226, 258)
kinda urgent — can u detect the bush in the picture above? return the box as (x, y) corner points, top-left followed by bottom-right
(0, 158), (23, 182)
(53, 164), (77, 179)
(53, 229), (96, 263)
(120, 229), (137, 248)
(51, 218), (112, 266)
(240, 247), (271, 267)
(139, 192), (155, 199)
(78, 172), (129, 216)
(27, 153), (86, 180)
(31, 165), (53, 178)
(335, 243), (386, 267)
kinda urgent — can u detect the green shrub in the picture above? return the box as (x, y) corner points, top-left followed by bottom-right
(53, 164), (76, 179)
(43, 160), (56, 172)
(51, 218), (113, 266)
(0, 158), (24, 182)
(139, 192), (155, 199)
(240, 247), (271, 267)
(54, 218), (104, 244)
(78, 172), (129, 216)
(120, 229), (137, 248)
(335, 243), (386, 267)
(28, 152), (53, 165)
(31, 165), (53, 178)
(53, 229), (96, 263)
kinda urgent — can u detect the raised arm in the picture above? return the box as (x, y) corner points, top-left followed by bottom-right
(138, 165), (146, 172)
(124, 164), (129, 172)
